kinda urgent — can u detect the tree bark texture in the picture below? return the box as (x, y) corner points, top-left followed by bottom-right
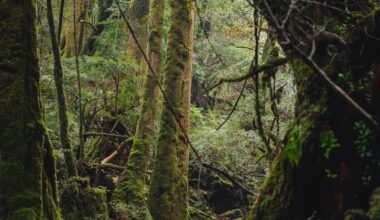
(0, 1), (60, 219)
(147, 0), (195, 219)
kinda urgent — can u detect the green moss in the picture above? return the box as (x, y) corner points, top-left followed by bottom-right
(367, 188), (380, 219)
(9, 208), (38, 220)
(345, 209), (370, 220)
(220, 209), (243, 219)
(283, 125), (303, 165)
(212, 176), (234, 188)
(111, 139), (152, 220)
(0, 1), (60, 219)
(247, 56), (329, 219)
(148, 0), (164, 54)
(61, 177), (108, 220)
(111, 0), (164, 218)
(151, 2), (194, 217)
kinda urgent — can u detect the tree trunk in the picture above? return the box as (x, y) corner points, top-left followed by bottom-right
(81, 0), (113, 55)
(127, 0), (150, 66)
(60, 0), (94, 56)
(248, 1), (380, 219)
(47, 0), (78, 178)
(0, 0), (60, 219)
(111, 0), (165, 219)
(147, 0), (195, 219)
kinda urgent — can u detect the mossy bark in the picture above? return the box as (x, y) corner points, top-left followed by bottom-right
(147, 0), (195, 219)
(0, 0), (60, 218)
(177, 3), (195, 218)
(248, 59), (332, 219)
(82, 0), (113, 55)
(111, 0), (165, 219)
(47, 0), (78, 178)
(60, 177), (108, 220)
(127, 0), (150, 65)
(60, 0), (94, 56)
(248, 1), (380, 219)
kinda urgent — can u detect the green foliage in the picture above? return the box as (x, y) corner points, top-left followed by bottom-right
(325, 169), (338, 180)
(368, 188), (380, 219)
(337, 72), (356, 93)
(354, 121), (374, 159)
(283, 125), (303, 165)
(320, 129), (341, 159)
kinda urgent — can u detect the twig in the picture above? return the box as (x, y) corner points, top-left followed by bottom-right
(216, 78), (248, 131)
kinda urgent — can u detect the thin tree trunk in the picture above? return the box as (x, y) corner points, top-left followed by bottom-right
(0, 0), (60, 218)
(47, 0), (78, 177)
(177, 2), (195, 215)
(111, 0), (164, 218)
(81, 0), (113, 55)
(73, 0), (85, 163)
(148, 0), (195, 219)
(58, 0), (65, 44)
(127, 0), (150, 66)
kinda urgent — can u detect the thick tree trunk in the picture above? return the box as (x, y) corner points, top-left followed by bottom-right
(147, 0), (195, 219)
(111, 0), (165, 219)
(248, 1), (380, 219)
(0, 0), (60, 219)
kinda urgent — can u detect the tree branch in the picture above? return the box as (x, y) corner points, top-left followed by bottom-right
(84, 132), (129, 139)
(208, 57), (287, 91)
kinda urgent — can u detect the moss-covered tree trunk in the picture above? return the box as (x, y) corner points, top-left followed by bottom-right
(47, 0), (78, 178)
(127, 0), (150, 67)
(0, 0), (60, 219)
(177, 3), (195, 217)
(111, 0), (165, 218)
(248, 1), (380, 219)
(81, 0), (113, 55)
(147, 0), (195, 219)
(60, 0), (94, 56)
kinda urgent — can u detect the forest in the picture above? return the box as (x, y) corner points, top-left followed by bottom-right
(1, 0), (380, 219)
